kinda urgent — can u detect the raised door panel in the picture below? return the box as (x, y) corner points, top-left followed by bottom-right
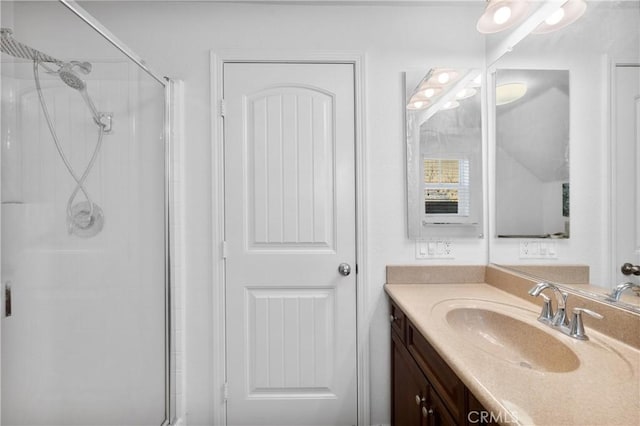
(246, 86), (336, 251)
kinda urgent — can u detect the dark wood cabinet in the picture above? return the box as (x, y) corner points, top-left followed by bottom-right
(392, 331), (428, 426)
(390, 300), (494, 426)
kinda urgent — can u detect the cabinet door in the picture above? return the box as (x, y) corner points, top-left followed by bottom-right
(426, 386), (457, 426)
(392, 332), (427, 426)
(467, 391), (498, 425)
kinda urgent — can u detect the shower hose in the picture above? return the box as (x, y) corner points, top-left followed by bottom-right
(32, 59), (105, 233)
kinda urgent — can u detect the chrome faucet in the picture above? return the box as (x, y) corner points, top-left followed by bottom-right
(607, 282), (640, 302)
(528, 282), (569, 328)
(529, 282), (604, 340)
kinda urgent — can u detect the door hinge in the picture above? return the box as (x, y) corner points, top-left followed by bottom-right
(223, 382), (229, 401)
(222, 240), (228, 259)
(219, 99), (226, 117)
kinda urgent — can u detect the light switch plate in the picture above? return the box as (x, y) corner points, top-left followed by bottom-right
(416, 240), (454, 259)
(519, 241), (558, 259)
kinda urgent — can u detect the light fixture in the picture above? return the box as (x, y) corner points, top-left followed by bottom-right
(407, 94), (431, 110)
(532, 0), (587, 34)
(441, 100), (460, 110)
(456, 87), (477, 100)
(477, 0), (531, 34)
(495, 82), (527, 106)
(428, 69), (459, 87)
(417, 84), (442, 99)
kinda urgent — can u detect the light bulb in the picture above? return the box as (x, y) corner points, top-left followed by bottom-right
(423, 88), (435, 98)
(493, 6), (512, 25)
(438, 73), (450, 84)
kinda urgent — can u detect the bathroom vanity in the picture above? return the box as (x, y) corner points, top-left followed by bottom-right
(391, 299), (494, 425)
(386, 265), (640, 426)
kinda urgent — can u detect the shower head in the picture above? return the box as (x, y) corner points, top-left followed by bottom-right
(55, 63), (103, 126)
(0, 28), (61, 64)
(58, 64), (87, 91)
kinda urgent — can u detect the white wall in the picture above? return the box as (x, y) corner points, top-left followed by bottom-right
(75, 2), (487, 424)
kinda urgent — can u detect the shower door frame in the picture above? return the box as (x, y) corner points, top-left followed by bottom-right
(0, 1), (177, 424)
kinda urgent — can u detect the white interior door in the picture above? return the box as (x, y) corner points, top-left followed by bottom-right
(614, 65), (640, 287)
(223, 62), (357, 426)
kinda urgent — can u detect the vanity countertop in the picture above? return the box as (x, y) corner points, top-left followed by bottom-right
(385, 283), (640, 426)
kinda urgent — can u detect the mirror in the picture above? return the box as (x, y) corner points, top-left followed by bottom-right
(488, 1), (640, 310)
(495, 263), (640, 313)
(405, 68), (483, 239)
(495, 69), (570, 238)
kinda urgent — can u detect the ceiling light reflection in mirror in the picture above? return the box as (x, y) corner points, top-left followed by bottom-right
(495, 82), (528, 106)
(406, 68), (482, 121)
(532, 0), (587, 34)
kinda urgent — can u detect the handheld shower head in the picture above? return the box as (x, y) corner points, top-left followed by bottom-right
(55, 63), (104, 127)
(58, 64), (87, 91)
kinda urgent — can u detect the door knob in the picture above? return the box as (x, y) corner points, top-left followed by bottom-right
(338, 263), (352, 276)
(621, 263), (640, 276)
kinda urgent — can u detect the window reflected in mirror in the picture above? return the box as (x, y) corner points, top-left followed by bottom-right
(424, 158), (470, 216)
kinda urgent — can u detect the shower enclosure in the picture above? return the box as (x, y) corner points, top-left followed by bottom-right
(0, 1), (175, 424)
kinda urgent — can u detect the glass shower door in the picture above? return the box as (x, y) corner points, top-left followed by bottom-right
(1, 1), (171, 424)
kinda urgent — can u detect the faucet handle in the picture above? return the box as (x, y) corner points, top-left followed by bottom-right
(568, 307), (603, 340)
(574, 307), (604, 319)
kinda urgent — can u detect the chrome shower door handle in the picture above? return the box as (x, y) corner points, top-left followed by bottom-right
(338, 263), (352, 276)
(5, 281), (12, 317)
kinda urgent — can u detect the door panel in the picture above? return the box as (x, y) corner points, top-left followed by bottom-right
(223, 62), (357, 426)
(246, 86), (336, 250)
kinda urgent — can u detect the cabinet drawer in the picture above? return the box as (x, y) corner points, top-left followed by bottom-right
(389, 300), (406, 342)
(406, 320), (465, 424)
